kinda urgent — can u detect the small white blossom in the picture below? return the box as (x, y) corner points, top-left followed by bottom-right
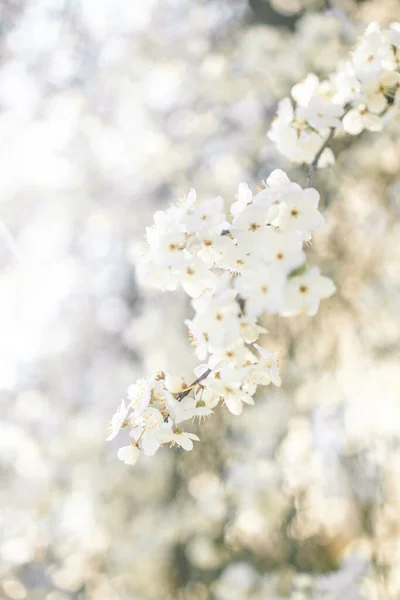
(252, 344), (282, 388)
(274, 186), (323, 234)
(131, 407), (165, 456)
(362, 70), (400, 114)
(333, 62), (362, 104)
(351, 23), (391, 82)
(127, 378), (152, 418)
(161, 423), (200, 451)
(184, 195), (226, 233)
(203, 369), (255, 416)
(342, 105), (383, 135)
(261, 228), (305, 273)
(173, 251), (217, 298)
(282, 267), (336, 317)
(234, 264), (284, 317)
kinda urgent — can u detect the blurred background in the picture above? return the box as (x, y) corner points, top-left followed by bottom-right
(0, 0), (400, 598)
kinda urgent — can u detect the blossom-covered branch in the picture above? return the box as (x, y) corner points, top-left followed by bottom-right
(107, 21), (400, 466)
(268, 22), (400, 171)
(108, 170), (333, 465)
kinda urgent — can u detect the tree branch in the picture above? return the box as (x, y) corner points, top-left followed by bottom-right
(306, 105), (352, 187)
(306, 128), (336, 188)
(176, 368), (212, 402)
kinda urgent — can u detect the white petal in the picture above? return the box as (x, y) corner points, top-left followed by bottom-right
(224, 395), (243, 415)
(317, 276), (336, 298)
(141, 435), (161, 456)
(367, 92), (387, 114)
(176, 435), (193, 451)
(317, 147), (335, 168)
(117, 445), (140, 465)
(363, 113), (383, 132)
(342, 109), (364, 135)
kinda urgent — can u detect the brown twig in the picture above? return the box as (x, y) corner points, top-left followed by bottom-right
(306, 105), (351, 188)
(176, 368), (212, 402)
(306, 127), (336, 188)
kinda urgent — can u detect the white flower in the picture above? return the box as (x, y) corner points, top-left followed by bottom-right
(132, 407), (165, 456)
(261, 228), (305, 273)
(186, 283), (241, 358)
(127, 378), (152, 418)
(189, 233), (235, 269)
(174, 251), (217, 298)
(184, 195), (226, 233)
(203, 369), (255, 416)
(268, 98), (328, 164)
(292, 75), (343, 132)
(191, 272), (238, 313)
(137, 253), (180, 292)
(164, 395), (196, 424)
(231, 203), (271, 236)
(208, 339), (255, 370)
(297, 97), (343, 132)
(250, 344), (282, 389)
(234, 264), (284, 317)
(117, 444), (140, 465)
(217, 243), (259, 275)
(333, 62), (362, 105)
(238, 317), (267, 344)
(274, 186), (323, 234)
(106, 399), (130, 441)
(342, 105), (383, 135)
(351, 22), (391, 82)
(193, 386), (220, 418)
(161, 423), (200, 450)
(145, 228), (186, 259)
(186, 302), (241, 359)
(282, 267), (336, 317)
(362, 70), (400, 114)
(278, 127), (325, 165)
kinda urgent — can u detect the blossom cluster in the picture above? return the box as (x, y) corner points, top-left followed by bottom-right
(268, 22), (400, 165)
(108, 169), (335, 464)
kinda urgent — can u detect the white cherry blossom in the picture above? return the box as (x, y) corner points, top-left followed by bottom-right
(203, 369), (255, 416)
(131, 407), (165, 456)
(234, 264), (284, 317)
(261, 228), (305, 273)
(297, 96), (343, 131)
(342, 105), (383, 135)
(351, 23), (391, 82)
(282, 267), (336, 317)
(362, 70), (400, 114)
(161, 423), (200, 451)
(184, 195), (226, 233)
(252, 345), (282, 388)
(127, 378), (152, 417)
(274, 186), (323, 234)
